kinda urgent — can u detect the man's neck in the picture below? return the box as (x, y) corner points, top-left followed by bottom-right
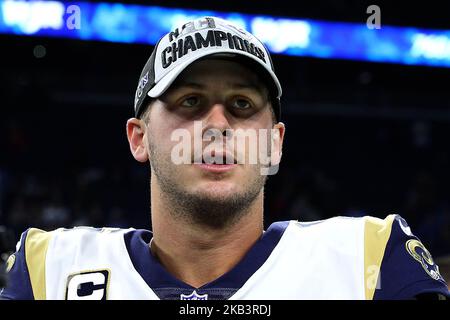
(149, 184), (264, 288)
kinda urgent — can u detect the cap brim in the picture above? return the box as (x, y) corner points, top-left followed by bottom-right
(147, 49), (282, 99)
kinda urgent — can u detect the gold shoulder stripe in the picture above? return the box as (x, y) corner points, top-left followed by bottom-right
(364, 215), (396, 300)
(6, 254), (16, 273)
(25, 228), (53, 300)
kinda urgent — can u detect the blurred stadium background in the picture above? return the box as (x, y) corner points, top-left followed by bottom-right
(0, 0), (449, 270)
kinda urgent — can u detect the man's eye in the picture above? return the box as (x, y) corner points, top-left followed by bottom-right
(180, 96), (200, 108)
(232, 98), (251, 109)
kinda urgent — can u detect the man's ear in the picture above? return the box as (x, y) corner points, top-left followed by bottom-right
(126, 118), (149, 163)
(260, 122), (285, 176)
(272, 122), (285, 163)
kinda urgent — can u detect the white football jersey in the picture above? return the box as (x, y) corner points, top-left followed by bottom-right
(1, 214), (448, 300)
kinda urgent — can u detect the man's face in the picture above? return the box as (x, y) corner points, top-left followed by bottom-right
(128, 58), (285, 227)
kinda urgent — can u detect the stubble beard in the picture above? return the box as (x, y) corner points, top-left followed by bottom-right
(148, 136), (267, 230)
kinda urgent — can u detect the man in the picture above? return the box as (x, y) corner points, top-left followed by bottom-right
(1, 16), (448, 300)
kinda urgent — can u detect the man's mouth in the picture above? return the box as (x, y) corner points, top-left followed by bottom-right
(194, 152), (238, 173)
(200, 153), (237, 164)
(195, 162), (237, 173)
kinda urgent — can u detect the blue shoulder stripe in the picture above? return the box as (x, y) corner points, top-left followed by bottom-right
(373, 215), (449, 299)
(0, 229), (34, 300)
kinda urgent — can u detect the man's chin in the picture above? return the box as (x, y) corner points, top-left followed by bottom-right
(191, 181), (240, 201)
(180, 183), (259, 229)
(155, 170), (264, 229)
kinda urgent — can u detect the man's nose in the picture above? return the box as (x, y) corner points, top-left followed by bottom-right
(202, 103), (231, 136)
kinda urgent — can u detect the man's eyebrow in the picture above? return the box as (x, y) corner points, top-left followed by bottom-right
(170, 82), (205, 90)
(231, 83), (265, 92)
(170, 81), (265, 92)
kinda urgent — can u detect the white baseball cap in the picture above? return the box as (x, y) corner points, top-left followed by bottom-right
(134, 16), (282, 120)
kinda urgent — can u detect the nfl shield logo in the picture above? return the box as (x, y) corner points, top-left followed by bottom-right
(180, 290), (208, 300)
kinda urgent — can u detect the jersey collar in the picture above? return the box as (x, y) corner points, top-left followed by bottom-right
(124, 221), (290, 299)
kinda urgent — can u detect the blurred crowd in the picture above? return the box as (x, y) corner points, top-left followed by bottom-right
(0, 109), (449, 260)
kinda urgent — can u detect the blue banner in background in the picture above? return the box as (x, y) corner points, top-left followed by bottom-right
(1, 0), (450, 68)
